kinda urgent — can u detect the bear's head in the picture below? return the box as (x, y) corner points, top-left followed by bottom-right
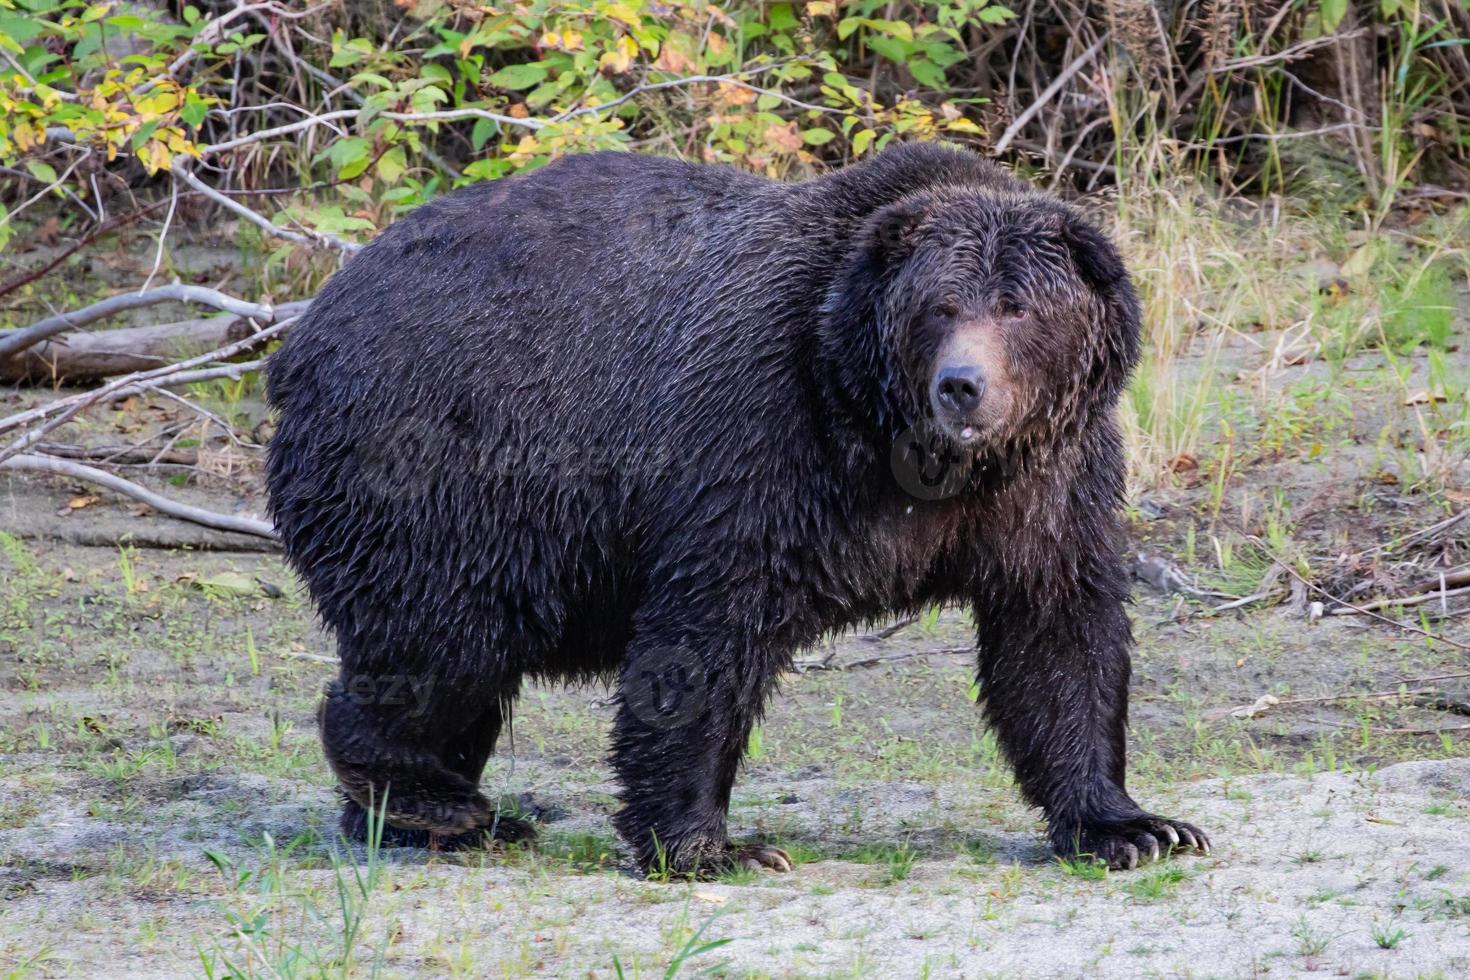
(823, 188), (1141, 456)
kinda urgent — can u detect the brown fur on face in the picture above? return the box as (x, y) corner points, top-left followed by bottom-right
(854, 189), (1140, 460)
(930, 317), (1023, 442)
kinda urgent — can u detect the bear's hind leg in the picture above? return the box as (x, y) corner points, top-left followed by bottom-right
(323, 674), (531, 849)
(334, 691), (534, 850)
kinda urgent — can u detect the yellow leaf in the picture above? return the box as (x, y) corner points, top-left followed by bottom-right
(137, 140), (172, 175)
(598, 35), (638, 73)
(601, 3), (644, 32)
(806, 1), (835, 15)
(136, 90), (180, 116)
(654, 32), (697, 72)
(718, 82), (755, 105)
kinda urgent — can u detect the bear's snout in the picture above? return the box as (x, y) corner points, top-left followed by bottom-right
(928, 320), (1015, 442)
(933, 364), (986, 416)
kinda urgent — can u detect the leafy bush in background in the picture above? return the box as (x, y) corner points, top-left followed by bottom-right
(1, 0), (1467, 248)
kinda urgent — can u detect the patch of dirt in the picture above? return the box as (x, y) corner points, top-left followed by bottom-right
(0, 520), (1467, 975)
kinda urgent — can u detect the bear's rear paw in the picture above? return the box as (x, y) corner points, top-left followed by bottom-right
(341, 799), (535, 850)
(1062, 814), (1212, 871)
(383, 788), (494, 835)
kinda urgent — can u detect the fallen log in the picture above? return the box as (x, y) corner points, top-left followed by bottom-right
(0, 299), (311, 383)
(32, 441), (200, 466)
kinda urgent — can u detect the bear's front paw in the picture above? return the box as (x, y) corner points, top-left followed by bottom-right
(644, 836), (795, 880)
(1061, 814), (1211, 871)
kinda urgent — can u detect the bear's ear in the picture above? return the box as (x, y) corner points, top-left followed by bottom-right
(857, 198), (930, 270)
(1060, 214), (1127, 292)
(1060, 211), (1142, 379)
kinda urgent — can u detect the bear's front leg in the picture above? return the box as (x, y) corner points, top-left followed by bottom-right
(609, 631), (792, 878)
(974, 556), (1212, 870)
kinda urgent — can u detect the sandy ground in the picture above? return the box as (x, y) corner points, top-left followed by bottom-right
(2, 684), (1468, 977)
(0, 504), (1467, 977)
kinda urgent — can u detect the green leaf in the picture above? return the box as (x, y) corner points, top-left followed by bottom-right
(471, 115), (499, 151)
(409, 85), (449, 113)
(329, 36), (374, 68)
(768, 2), (799, 31)
(801, 127), (835, 145)
(376, 146), (406, 184)
(977, 5), (1018, 23)
(129, 120), (161, 151)
(1320, 0), (1348, 31)
(908, 58), (946, 88)
(25, 160), (57, 185)
(328, 136), (373, 180)
(180, 93), (209, 127)
(486, 62), (550, 91)
(194, 572), (258, 597)
(867, 36), (912, 63)
(865, 19), (913, 42)
(349, 72), (395, 90)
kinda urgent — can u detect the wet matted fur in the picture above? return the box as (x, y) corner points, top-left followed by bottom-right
(267, 144), (1211, 874)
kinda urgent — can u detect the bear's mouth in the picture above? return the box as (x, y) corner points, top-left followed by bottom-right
(929, 413), (986, 447)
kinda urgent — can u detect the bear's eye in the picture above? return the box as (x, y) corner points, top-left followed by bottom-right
(931, 300), (959, 320)
(995, 298), (1028, 321)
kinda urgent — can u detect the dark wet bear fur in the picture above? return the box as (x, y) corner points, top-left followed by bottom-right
(267, 143), (1211, 873)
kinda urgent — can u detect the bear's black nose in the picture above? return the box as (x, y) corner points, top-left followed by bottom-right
(934, 365), (986, 414)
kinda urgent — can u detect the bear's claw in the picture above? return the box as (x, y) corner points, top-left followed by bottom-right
(1069, 815), (1211, 871)
(647, 838), (796, 879)
(734, 844), (794, 873)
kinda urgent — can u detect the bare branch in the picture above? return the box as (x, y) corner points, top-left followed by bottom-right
(0, 316), (299, 462)
(2, 301), (308, 383)
(993, 34), (1109, 156)
(0, 284), (276, 359)
(1324, 584), (1470, 616)
(554, 67), (840, 122)
(196, 108), (362, 155)
(172, 163), (362, 254)
(1216, 30), (1367, 73)
(2, 452), (277, 540)
(0, 358), (273, 438)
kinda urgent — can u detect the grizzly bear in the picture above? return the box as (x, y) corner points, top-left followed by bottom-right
(266, 143), (1211, 874)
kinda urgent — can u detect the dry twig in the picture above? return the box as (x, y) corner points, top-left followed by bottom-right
(2, 453), (276, 540)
